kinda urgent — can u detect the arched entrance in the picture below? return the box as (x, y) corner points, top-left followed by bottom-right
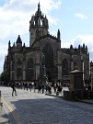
(16, 58), (23, 80)
(26, 58), (34, 81)
(62, 59), (69, 75)
(62, 59), (69, 86)
(42, 44), (56, 81)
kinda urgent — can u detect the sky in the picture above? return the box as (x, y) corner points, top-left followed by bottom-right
(0, 0), (93, 73)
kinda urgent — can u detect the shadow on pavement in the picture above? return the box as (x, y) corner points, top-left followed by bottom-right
(9, 97), (93, 124)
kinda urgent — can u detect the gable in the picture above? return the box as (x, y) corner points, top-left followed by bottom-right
(31, 34), (58, 49)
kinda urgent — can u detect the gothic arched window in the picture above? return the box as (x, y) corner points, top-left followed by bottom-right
(74, 61), (78, 70)
(62, 59), (68, 75)
(17, 68), (22, 80)
(27, 58), (33, 68)
(41, 44), (55, 81)
(26, 58), (34, 81)
(17, 58), (22, 65)
(42, 44), (54, 68)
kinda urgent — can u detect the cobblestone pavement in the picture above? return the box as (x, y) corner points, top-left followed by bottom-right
(0, 105), (10, 124)
(1, 86), (93, 124)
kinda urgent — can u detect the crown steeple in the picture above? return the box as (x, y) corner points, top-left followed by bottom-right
(29, 2), (49, 46)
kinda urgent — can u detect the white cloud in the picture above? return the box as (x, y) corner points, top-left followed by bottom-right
(0, 0), (62, 40)
(0, 0), (62, 73)
(75, 13), (87, 20)
(62, 34), (93, 61)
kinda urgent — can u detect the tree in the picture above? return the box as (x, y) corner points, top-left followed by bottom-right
(0, 70), (9, 85)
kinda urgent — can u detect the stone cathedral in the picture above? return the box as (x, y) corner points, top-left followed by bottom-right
(4, 3), (90, 84)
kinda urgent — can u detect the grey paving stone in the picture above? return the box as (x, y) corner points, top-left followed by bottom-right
(1, 86), (93, 124)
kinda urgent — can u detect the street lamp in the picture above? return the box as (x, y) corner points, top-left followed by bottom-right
(81, 55), (85, 87)
(42, 53), (46, 77)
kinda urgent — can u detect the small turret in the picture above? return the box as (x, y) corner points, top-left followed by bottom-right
(78, 44), (80, 49)
(70, 45), (73, 50)
(83, 43), (85, 49)
(23, 43), (26, 53)
(44, 15), (48, 28)
(16, 35), (22, 47)
(86, 45), (88, 52)
(13, 42), (15, 47)
(8, 40), (11, 48)
(70, 45), (74, 54)
(57, 29), (61, 41)
(8, 40), (11, 54)
(23, 43), (25, 47)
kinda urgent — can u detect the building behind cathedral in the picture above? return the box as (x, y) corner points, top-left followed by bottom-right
(4, 3), (90, 84)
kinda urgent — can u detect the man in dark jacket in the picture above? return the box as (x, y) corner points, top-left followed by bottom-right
(11, 82), (17, 96)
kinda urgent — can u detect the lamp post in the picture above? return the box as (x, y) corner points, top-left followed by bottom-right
(71, 55), (74, 71)
(81, 55), (85, 87)
(41, 53), (48, 82)
(43, 65), (46, 77)
(42, 53), (46, 77)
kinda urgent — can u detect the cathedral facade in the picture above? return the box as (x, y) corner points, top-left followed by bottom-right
(4, 3), (90, 83)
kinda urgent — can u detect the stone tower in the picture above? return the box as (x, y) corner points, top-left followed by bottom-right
(29, 3), (49, 46)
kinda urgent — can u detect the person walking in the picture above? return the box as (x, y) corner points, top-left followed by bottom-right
(11, 82), (17, 96)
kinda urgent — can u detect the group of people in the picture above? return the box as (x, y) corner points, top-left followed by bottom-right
(10, 80), (63, 96)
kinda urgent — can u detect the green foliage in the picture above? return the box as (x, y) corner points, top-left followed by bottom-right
(0, 70), (9, 85)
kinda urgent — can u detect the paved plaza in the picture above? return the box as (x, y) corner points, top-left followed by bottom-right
(0, 86), (93, 124)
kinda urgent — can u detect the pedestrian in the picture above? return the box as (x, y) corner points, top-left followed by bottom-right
(29, 82), (32, 92)
(41, 83), (45, 94)
(11, 82), (17, 96)
(53, 83), (57, 93)
(33, 81), (36, 93)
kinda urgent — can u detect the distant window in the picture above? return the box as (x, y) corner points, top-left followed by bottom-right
(40, 20), (42, 26)
(62, 59), (68, 75)
(34, 21), (35, 25)
(74, 62), (78, 70)
(27, 58), (33, 68)
(17, 68), (22, 80)
(17, 59), (22, 65)
(42, 44), (54, 68)
(42, 44), (54, 81)
(26, 58), (34, 81)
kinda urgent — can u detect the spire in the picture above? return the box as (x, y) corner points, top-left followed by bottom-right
(57, 29), (61, 41)
(16, 35), (22, 48)
(23, 43), (25, 47)
(8, 40), (11, 48)
(38, 2), (40, 11)
(36, 2), (41, 16)
(16, 35), (22, 44)
(8, 40), (11, 53)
